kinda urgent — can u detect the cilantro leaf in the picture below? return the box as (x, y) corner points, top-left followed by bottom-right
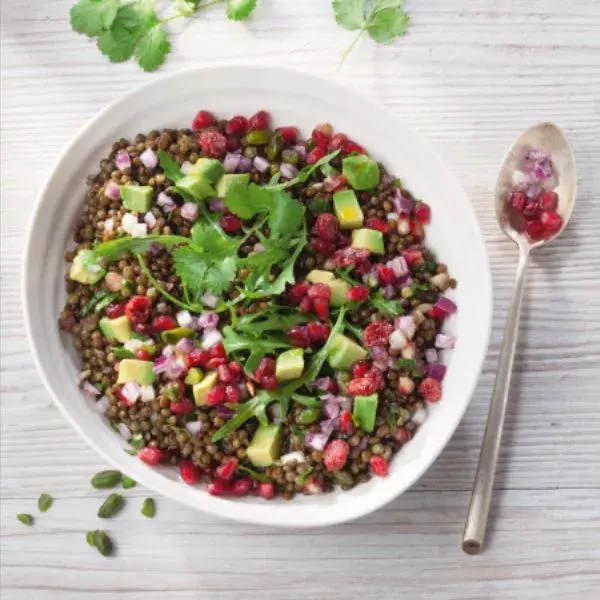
(226, 0), (258, 21)
(158, 150), (184, 182)
(97, 28), (140, 63)
(371, 290), (404, 316)
(135, 26), (171, 72)
(91, 234), (189, 262)
(333, 0), (365, 31)
(366, 7), (410, 43)
(237, 465), (270, 483)
(224, 183), (273, 220)
(70, 0), (120, 37)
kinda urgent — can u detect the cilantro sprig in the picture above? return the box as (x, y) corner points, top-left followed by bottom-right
(333, 0), (410, 63)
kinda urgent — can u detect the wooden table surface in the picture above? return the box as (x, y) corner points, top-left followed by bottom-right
(2, 1), (599, 598)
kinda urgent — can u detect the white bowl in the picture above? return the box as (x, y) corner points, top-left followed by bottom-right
(23, 66), (492, 527)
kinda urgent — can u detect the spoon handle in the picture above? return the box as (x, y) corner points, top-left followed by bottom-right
(462, 249), (530, 554)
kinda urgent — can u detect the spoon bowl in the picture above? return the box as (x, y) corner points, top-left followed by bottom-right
(494, 122), (577, 251)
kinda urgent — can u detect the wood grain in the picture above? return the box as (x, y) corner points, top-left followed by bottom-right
(2, 0), (600, 598)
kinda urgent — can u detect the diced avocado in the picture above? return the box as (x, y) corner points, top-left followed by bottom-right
(174, 175), (216, 201)
(193, 372), (218, 406)
(117, 359), (155, 385)
(327, 334), (367, 369)
(351, 228), (384, 255)
(68, 249), (106, 285)
(216, 173), (250, 198)
(333, 190), (364, 229)
(99, 315), (132, 343)
(275, 348), (304, 382)
(185, 368), (203, 386)
(307, 270), (335, 284)
(342, 155), (380, 191)
(328, 279), (350, 307)
(121, 185), (153, 213)
(188, 158), (224, 183)
(352, 394), (379, 433)
(161, 327), (195, 344)
(247, 423), (282, 468)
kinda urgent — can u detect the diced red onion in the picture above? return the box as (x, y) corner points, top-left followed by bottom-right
(253, 155), (270, 173)
(425, 348), (438, 363)
(523, 148), (553, 180)
(144, 212), (157, 229)
(397, 216), (411, 236)
(122, 213), (139, 236)
(238, 156), (252, 173)
(323, 259), (335, 271)
(223, 152), (241, 174)
(280, 163), (298, 180)
(216, 405), (234, 419)
(83, 381), (100, 396)
(103, 217), (115, 232)
(117, 422), (132, 441)
(121, 382), (141, 405)
(202, 328), (223, 350)
(175, 338), (194, 355)
(176, 310), (193, 328)
(281, 451), (306, 465)
(435, 333), (456, 349)
(201, 291), (219, 308)
(321, 417), (339, 438)
(293, 145), (307, 161)
(387, 212), (399, 221)
(208, 198), (225, 212)
(381, 284), (396, 299)
(185, 420), (206, 436)
(104, 182), (120, 200)
(165, 356), (188, 380)
(157, 192), (176, 213)
(401, 342), (415, 359)
(398, 376), (415, 395)
(389, 330), (408, 351)
(395, 315), (416, 339)
(305, 431), (328, 451)
(131, 223), (147, 238)
(313, 377), (335, 392)
(140, 148), (158, 170)
(412, 406), (428, 425)
(434, 296), (457, 315)
(140, 385), (155, 402)
(181, 202), (199, 222)
(124, 338), (145, 352)
(181, 161), (193, 175)
(115, 151), (131, 172)
(323, 401), (340, 420)
(196, 312), (219, 329)
(387, 256), (409, 278)
(391, 188), (413, 214)
(152, 354), (171, 374)
(427, 363), (447, 381)
(371, 346), (388, 362)
(94, 396), (111, 414)
(162, 345), (174, 357)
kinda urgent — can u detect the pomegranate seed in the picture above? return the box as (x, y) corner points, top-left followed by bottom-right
(220, 214), (242, 233)
(170, 398), (195, 416)
(257, 482), (274, 499)
(410, 219), (425, 240)
(347, 377), (379, 396)
(206, 356), (226, 369)
(315, 213), (340, 242)
(287, 281), (310, 305)
(225, 115), (248, 136)
(205, 385), (226, 405)
(395, 427), (411, 444)
(207, 479), (232, 496)
(306, 146), (325, 165)
(255, 357), (276, 379)
(307, 322), (331, 345)
(539, 190), (558, 211)
(311, 238), (337, 256)
(133, 322), (151, 336)
(511, 192), (526, 212)
(522, 200), (539, 220)
(299, 296), (313, 313)
(216, 457), (238, 481)
(347, 285), (369, 302)
(248, 110), (270, 130)
(354, 259), (372, 276)
(135, 349), (152, 361)
(105, 302), (126, 319)
(138, 447), (164, 466)
(418, 377), (442, 402)
(125, 296), (152, 325)
(540, 210), (563, 231)
(311, 123), (333, 149)
(192, 110), (216, 130)
(198, 129), (227, 158)
(287, 325), (311, 348)
(323, 174), (348, 193)
(343, 140), (366, 155)
(340, 410), (354, 434)
(209, 343), (226, 359)
(226, 136), (240, 152)
(313, 297), (330, 321)
(308, 283), (332, 301)
(231, 476), (253, 496)
(402, 248), (423, 266)
(260, 375), (278, 390)
(187, 348), (209, 367)
(526, 220), (546, 240)
(365, 367), (385, 391)
(365, 217), (388, 233)
(217, 364), (233, 384)
(413, 202), (431, 224)
(323, 440), (350, 472)
(508, 209), (527, 232)
(328, 132), (349, 152)
(363, 321), (394, 347)
(332, 247), (371, 268)
(180, 460), (201, 485)
(228, 361), (243, 380)
(224, 385), (242, 403)
(352, 360), (371, 378)
(369, 455), (389, 477)
(151, 315), (178, 332)
(276, 126), (298, 144)
(376, 264), (396, 285)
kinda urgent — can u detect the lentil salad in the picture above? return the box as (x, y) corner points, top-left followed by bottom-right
(60, 110), (458, 500)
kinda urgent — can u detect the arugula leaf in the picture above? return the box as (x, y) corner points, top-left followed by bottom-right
(395, 358), (416, 369)
(113, 347), (135, 359)
(332, 0), (365, 30)
(292, 394), (322, 408)
(212, 392), (275, 442)
(158, 150), (184, 182)
(371, 290), (404, 316)
(222, 326), (292, 355)
(238, 465), (270, 483)
(236, 308), (310, 337)
(135, 26), (171, 72)
(70, 0), (120, 37)
(298, 466), (314, 484)
(267, 150), (340, 191)
(81, 290), (118, 316)
(226, 0), (258, 21)
(92, 234), (188, 262)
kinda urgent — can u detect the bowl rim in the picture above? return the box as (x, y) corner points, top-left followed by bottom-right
(22, 64), (493, 527)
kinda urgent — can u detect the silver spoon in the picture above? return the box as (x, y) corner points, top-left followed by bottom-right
(461, 122), (577, 555)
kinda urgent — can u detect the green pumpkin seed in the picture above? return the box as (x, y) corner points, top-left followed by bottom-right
(281, 149), (299, 165)
(17, 513), (33, 526)
(141, 497), (156, 519)
(91, 470), (122, 489)
(38, 493), (53, 513)
(244, 129), (271, 146)
(332, 470), (354, 487)
(86, 531), (96, 547)
(121, 476), (137, 489)
(265, 132), (283, 161)
(93, 530), (114, 556)
(98, 493), (125, 518)
(297, 407), (320, 425)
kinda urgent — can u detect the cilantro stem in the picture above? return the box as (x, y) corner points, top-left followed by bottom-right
(340, 28), (365, 65)
(159, 0), (225, 25)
